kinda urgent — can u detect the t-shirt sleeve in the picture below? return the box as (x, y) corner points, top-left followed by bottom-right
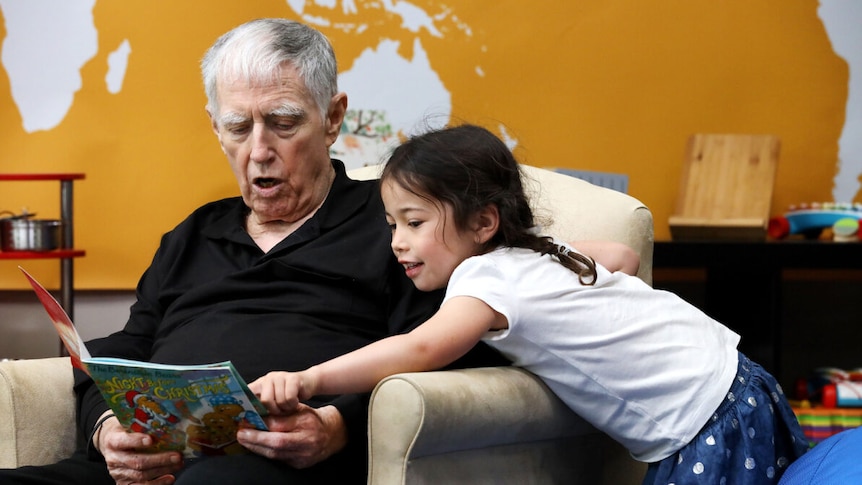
(442, 255), (516, 340)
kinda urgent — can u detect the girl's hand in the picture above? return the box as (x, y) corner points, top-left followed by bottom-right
(249, 371), (312, 415)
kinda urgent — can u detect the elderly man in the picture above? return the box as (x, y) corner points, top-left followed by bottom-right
(0, 18), (506, 485)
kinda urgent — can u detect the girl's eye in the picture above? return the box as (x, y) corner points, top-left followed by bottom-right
(407, 220), (422, 228)
(387, 223), (396, 232)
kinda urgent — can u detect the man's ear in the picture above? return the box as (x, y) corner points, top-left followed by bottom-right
(206, 107), (225, 149)
(325, 92), (348, 147)
(472, 204), (500, 244)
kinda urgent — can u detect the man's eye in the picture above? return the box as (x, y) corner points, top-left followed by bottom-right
(271, 119), (296, 132)
(224, 125), (250, 136)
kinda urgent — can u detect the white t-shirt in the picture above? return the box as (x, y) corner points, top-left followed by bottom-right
(443, 246), (740, 463)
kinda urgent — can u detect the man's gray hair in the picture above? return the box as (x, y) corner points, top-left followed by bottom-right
(201, 18), (338, 119)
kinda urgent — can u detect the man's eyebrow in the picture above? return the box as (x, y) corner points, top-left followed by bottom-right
(218, 112), (249, 127)
(217, 104), (305, 127)
(269, 103), (305, 118)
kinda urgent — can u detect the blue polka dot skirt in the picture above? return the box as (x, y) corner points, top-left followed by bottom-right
(643, 353), (809, 485)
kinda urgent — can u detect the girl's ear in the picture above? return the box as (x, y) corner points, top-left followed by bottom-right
(472, 204), (500, 244)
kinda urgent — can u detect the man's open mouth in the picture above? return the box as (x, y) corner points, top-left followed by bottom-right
(254, 177), (280, 188)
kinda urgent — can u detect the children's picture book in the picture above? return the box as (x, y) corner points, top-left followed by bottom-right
(19, 267), (269, 458)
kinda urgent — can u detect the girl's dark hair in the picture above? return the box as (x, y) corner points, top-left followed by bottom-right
(382, 124), (597, 285)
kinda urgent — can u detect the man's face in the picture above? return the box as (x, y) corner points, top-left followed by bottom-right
(209, 63), (345, 223)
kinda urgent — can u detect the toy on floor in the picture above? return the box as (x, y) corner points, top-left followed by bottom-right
(804, 368), (862, 408)
(768, 202), (862, 240)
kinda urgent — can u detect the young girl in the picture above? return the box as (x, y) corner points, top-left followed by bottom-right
(249, 124), (808, 484)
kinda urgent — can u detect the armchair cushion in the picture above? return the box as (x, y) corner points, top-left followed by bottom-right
(368, 367), (644, 484)
(0, 357), (77, 468)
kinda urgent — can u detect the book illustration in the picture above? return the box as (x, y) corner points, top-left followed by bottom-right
(19, 266), (268, 458)
(85, 359), (269, 456)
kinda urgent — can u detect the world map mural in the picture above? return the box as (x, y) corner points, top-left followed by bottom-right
(0, 0), (858, 288)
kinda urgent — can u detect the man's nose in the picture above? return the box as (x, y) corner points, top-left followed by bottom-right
(250, 124), (275, 163)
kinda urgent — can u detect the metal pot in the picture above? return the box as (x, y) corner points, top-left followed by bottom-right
(0, 216), (63, 252)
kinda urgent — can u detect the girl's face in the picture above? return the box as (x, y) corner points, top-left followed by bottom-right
(382, 180), (486, 291)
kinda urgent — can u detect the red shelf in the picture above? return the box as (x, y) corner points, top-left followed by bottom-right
(0, 173), (85, 181)
(0, 249), (85, 260)
(1, 173), (84, 347)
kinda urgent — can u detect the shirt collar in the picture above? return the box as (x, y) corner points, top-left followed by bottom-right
(202, 160), (377, 249)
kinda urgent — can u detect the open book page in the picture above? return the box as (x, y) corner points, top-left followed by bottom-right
(19, 266), (269, 458)
(19, 266), (90, 371)
(85, 359), (269, 457)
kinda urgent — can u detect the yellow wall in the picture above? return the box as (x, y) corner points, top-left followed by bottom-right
(0, 1), (850, 289)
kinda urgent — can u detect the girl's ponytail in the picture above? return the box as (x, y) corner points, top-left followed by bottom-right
(538, 238), (597, 286)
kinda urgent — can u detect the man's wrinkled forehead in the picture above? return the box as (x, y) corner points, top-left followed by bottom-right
(210, 60), (304, 111)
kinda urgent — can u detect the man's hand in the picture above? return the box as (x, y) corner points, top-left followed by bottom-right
(237, 403), (347, 469)
(95, 414), (182, 485)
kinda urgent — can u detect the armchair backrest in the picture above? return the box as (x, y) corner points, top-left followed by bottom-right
(348, 164), (654, 285)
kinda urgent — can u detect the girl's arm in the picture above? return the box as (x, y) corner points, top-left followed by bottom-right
(249, 295), (504, 415)
(572, 240), (639, 275)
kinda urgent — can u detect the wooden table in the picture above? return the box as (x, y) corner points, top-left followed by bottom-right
(652, 240), (862, 380)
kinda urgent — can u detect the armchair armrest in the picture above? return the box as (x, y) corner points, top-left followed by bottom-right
(0, 357), (77, 468)
(368, 366), (644, 484)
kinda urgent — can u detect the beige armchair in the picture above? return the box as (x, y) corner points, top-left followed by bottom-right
(0, 165), (653, 484)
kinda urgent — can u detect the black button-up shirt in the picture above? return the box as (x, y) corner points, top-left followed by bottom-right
(75, 161), (505, 479)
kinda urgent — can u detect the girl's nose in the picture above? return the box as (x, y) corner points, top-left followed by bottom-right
(390, 231), (407, 253)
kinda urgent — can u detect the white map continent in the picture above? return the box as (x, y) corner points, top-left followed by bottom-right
(333, 38), (450, 168)
(339, 38), (450, 137)
(286, 0), (456, 168)
(106, 39), (132, 94)
(818, 0), (862, 201)
(0, 0), (98, 132)
(287, 0), (442, 36)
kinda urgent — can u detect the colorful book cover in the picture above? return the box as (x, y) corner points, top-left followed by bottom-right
(19, 267), (268, 458)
